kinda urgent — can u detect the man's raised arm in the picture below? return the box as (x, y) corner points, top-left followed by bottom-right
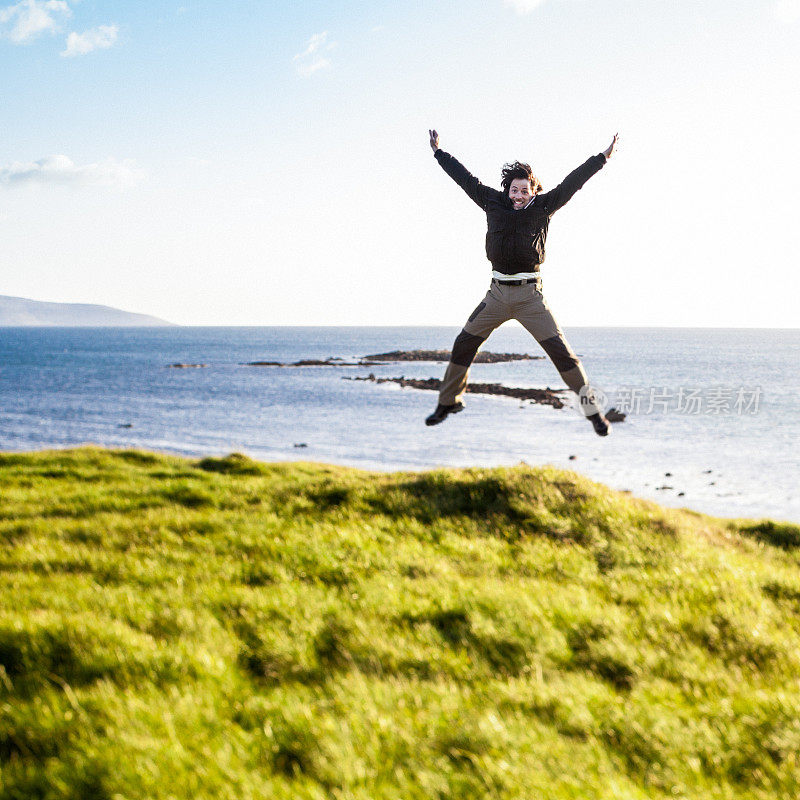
(542, 133), (619, 215)
(429, 128), (497, 211)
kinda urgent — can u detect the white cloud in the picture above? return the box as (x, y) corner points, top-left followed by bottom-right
(61, 23), (118, 56)
(293, 31), (334, 76)
(503, 0), (547, 14)
(295, 31), (327, 60)
(0, 0), (70, 43)
(773, 0), (800, 22)
(297, 56), (330, 76)
(0, 155), (143, 189)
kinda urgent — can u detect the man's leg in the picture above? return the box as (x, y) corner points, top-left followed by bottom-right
(513, 286), (610, 435)
(426, 283), (511, 425)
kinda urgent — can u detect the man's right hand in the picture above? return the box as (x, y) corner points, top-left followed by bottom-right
(429, 129), (439, 153)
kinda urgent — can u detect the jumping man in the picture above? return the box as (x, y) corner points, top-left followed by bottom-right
(425, 129), (618, 436)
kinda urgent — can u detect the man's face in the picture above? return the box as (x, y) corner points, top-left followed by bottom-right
(509, 178), (534, 209)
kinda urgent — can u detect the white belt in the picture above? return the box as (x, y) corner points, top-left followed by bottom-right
(492, 270), (541, 281)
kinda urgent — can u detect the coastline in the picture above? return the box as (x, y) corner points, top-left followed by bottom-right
(2, 326), (797, 525)
(3, 442), (796, 526)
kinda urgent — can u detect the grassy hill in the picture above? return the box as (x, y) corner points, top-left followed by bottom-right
(1, 448), (799, 799)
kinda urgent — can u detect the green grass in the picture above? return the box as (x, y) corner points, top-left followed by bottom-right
(1, 447), (799, 799)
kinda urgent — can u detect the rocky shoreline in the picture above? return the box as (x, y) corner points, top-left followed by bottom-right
(245, 358), (361, 367)
(243, 349), (543, 367)
(343, 373), (626, 421)
(343, 374), (569, 408)
(361, 349), (544, 363)
(225, 348), (627, 420)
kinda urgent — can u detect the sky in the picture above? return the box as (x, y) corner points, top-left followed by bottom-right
(1, 0), (799, 327)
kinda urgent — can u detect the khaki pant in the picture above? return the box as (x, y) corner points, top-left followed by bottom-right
(439, 280), (600, 414)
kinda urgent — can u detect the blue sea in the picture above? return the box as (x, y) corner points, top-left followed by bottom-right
(1, 326), (798, 523)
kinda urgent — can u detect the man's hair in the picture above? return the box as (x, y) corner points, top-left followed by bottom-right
(501, 161), (542, 195)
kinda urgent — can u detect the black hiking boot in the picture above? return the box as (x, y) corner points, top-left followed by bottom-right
(587, 412), (611, 437)
(425, 402), (464, 426)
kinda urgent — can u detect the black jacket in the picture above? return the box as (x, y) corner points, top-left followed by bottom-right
(434, 149), (605, 275)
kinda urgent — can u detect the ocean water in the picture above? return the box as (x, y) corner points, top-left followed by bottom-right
(0, 325), (798, 523)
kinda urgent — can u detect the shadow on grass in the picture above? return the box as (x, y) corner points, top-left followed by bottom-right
(402, 607), (529, 678)
(739, 520), (800, 550)
(0, 626), (110, 696)
(368, 475), (531, 525)
(565, 620), (638, 691)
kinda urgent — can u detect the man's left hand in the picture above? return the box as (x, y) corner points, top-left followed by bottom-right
(602, 133), (619, 160)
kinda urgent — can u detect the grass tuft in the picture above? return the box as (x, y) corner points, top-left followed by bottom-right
(196, 452), (267, 475)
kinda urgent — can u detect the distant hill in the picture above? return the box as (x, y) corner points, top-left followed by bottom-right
(0, 294), (175, 326)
